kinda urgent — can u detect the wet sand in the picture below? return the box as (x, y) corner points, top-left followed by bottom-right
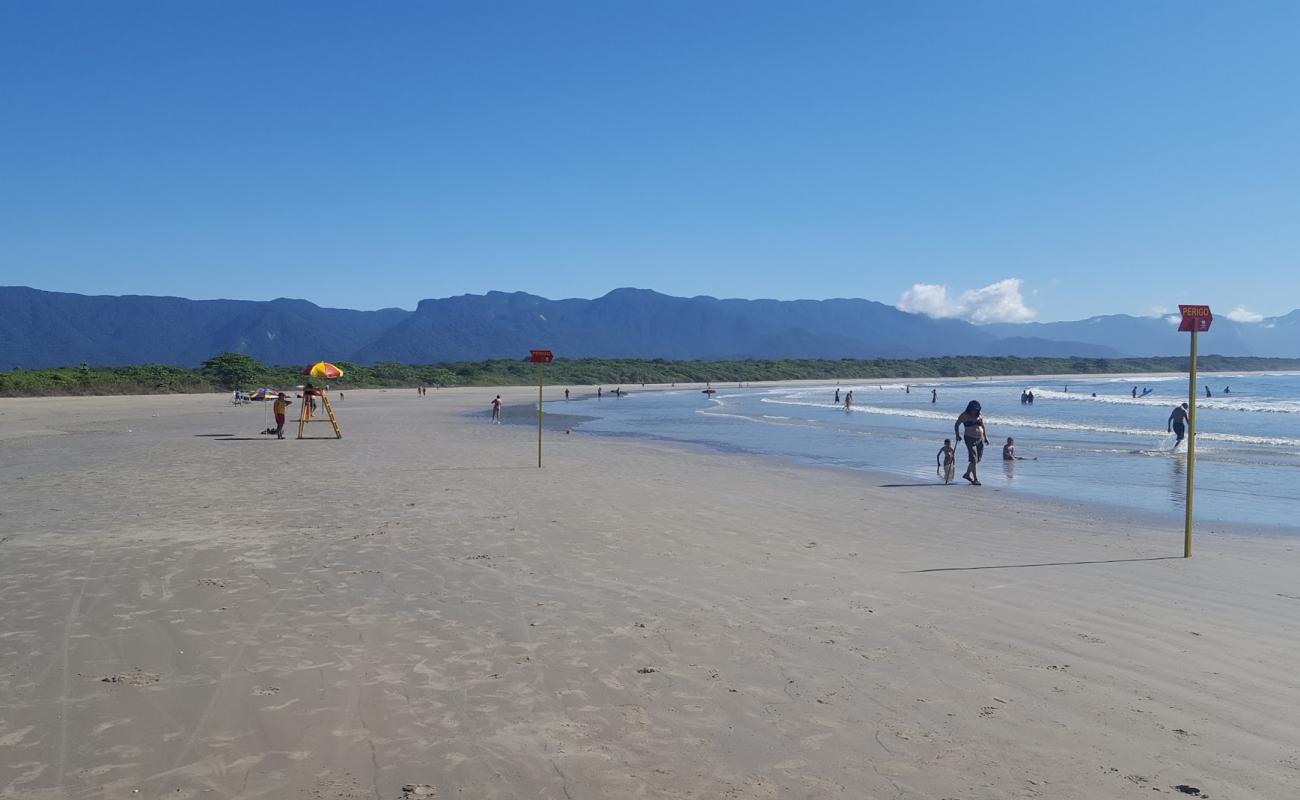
(2, 388), (1299, 799)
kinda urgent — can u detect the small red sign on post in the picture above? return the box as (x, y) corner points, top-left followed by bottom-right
(1178, 305), (1212, 333)
(530, 350), (554, 364)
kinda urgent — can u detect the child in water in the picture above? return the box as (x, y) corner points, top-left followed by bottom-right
(937, 438), (956, 484)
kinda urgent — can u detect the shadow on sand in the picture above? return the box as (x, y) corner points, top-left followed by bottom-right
(911, 556), (1182, 573)
(878, 482), (954, 488)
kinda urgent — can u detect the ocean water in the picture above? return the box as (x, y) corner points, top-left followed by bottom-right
(565, 373), (1300, 532)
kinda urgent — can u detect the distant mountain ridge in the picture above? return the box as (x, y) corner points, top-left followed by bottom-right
(1, 286), (1295, 368)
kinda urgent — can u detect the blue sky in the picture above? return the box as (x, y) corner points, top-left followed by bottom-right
(2, 2), (1296, 323)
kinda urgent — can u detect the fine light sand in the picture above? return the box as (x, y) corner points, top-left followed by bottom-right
(2, 388), (1299, 800)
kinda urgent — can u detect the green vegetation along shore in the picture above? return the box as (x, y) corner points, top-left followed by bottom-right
(2, 352), (1298, 397)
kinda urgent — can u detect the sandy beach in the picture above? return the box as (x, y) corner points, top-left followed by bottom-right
(2, 388), (1299, 800)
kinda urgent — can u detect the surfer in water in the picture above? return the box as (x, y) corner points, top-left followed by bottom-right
(1168, 402), (1190, 446)
(954, 400), (989, 485)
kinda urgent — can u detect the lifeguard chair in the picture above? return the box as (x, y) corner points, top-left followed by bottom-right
(298, 362), (344, 439)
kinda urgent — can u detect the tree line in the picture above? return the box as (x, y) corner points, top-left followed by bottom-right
(2, 352), (1298, 397)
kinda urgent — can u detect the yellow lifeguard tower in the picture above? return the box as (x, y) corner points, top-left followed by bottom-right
(298, 362), (344, 439)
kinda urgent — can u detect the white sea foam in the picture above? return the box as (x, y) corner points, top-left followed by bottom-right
(757, 396), (1300, 448)
(1030, 389), (1300, 414)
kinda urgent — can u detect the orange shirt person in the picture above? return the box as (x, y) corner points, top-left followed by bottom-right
(272, 393), (292, 440)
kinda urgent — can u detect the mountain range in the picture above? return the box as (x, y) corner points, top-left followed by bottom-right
(2, 286), (1296, 369)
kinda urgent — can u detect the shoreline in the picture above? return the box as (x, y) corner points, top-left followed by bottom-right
(495, 392), (1300, 541)
(4, 365), (1298, 400)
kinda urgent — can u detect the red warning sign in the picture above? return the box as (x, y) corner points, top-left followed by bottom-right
(1177, 305), (1212, 333)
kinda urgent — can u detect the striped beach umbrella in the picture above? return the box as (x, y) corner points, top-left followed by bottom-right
(303, 361), (344, 380)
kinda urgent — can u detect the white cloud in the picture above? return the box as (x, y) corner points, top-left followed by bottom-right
(1165, 315), (1182, 326)
(898, 278), (1037, 324)
(1225, 306), (1264, 323)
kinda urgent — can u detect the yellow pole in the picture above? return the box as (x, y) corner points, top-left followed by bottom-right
(538, 363), (544, 468)
(1184, 329), (1197, 558)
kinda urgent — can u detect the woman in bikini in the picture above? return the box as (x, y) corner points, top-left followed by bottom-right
(954, 400), (989, 485)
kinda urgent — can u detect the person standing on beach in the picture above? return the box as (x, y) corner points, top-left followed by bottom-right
(302, 382), (318, 419)
(954, 400), (989, 485)
(598, 387), (602, 399)
(937, 438), (956, 484)
(273, 392), (291, 440)
(1168, 402), (1190, 446)
(491, 395), (502, 424)
(565, 388), (570, 401)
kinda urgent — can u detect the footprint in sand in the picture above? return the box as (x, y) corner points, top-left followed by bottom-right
(100, 669), (160, 686)
(1078, 633), (1105, 644)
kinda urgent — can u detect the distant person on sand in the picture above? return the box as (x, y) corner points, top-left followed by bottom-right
(491, 395), (502, 424)
(598, 387), (602, 399)
(937, 438), (956, 484)
(565, 388), (570, 400)
(954, 400), (989, 485)
(1168, 402), (1190, 446)
(273, 392), (291, 440)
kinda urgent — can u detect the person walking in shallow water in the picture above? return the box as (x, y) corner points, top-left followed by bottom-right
(1168, 402), (1190, 446)
(491, 395), (502, 424)
(954, 400), (989, 485)
(937, 438), (956, 484)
